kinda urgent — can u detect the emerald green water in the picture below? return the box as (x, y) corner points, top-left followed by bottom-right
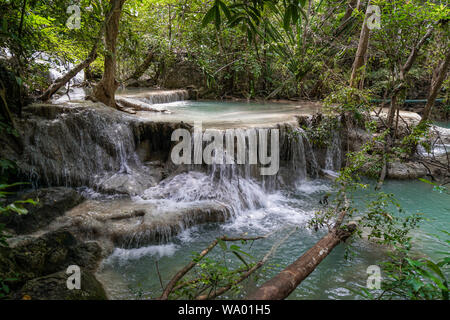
(97, 179), (449, 300)
(434, 121), (450, 129)
(135, 100), (321, 128)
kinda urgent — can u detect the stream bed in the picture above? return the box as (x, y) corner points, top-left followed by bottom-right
(96, 177), (449, 300)
(18, 93), (449, 300)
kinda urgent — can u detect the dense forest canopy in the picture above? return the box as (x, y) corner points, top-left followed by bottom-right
(1, 0), (448, 103)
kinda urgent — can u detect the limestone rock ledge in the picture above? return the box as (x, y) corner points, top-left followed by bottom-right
(51, 199), (232, 249)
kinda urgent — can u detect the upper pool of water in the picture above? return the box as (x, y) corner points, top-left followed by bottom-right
(135, 100), (321, 128)
(52, 87), (321, 128)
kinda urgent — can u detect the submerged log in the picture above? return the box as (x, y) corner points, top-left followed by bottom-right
(246, 222), (356, 300)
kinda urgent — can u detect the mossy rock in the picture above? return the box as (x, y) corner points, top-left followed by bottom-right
(0, 229), (102, 292)
(15, 269), (107, 300)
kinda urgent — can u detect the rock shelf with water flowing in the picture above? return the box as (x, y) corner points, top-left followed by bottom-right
(4, 93), (345, 249)
(8, 93), (442, 240)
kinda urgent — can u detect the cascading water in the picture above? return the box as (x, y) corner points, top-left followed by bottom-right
(117, 89), (189, 108)
(9, 96), (445, 300)
(280, 127), (320, 184)
(324, 130), (342, 173)
(135, 124), (335, 235)
(12, 99), (363, 299)
(34, 52), (84, 85)
(18, 101), (342, 240)
(97, 123), (337, 298)
(18, 103), (160, 195)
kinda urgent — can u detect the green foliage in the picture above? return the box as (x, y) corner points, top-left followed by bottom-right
(169, 238), (257, 299)
(0, 181), (36, 299)
(0, 119), (37, 249)
(0, 0), (106, 91)
(358, 192), (422, 246)
(418, 178), (448, 194)
(0, 183), (37, 246)
(377, 248), (449, 300)
(0, 276), (17, 299)
(395, 121), (432, 157)
(323, 85), (373, 119)
(310, 127), (421, 250)
(301, 116), (340, 148)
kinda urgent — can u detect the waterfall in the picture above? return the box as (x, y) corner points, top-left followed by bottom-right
(278, 125), (320, 184)
(18, 104), (338, 200)
(119, 89), (189, 105)
(141, 125), (327, 217)
(19, 103), (159, 195)
(15, 102), (344, 247)
(324, 131), (342, 172)
(33, 52), (84, 85)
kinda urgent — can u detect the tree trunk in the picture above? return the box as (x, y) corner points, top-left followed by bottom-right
(39, 1), (119, 102)
(349, 1), (371, 88)
(246, 222), (356, 300)
(376, 26), (435, 189)
(168, 4), (173, 51)
(18, 0), (27, 38)
(93, 0), (127, 108)
(125, 48), (156, 82)
(310, 0), (361, 97)
(387, 26), (434, 128)
(420, 49), (450, 124)
(335, 0), (360, 35)
(301, 0), (312, 55)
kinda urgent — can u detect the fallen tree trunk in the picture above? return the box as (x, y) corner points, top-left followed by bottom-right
(38, 4), (119, 102)
(246, 222), (356, 300)
(195, 228), (297, 300)
(39, 50), (98, 101)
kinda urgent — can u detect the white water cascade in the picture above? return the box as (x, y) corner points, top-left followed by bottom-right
(324, 130), (343, 173)
(16, 102), (344, 248)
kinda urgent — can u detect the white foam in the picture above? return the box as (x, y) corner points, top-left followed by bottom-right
(296, 180), (331, 194)
(107, 244), (179, 263)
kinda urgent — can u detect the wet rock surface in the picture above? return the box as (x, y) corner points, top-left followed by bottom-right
(387, 161), (428, 179)
(7, 102), (176, 194)
(2, 96), (448, 300)
(50, 199), (232, 249)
